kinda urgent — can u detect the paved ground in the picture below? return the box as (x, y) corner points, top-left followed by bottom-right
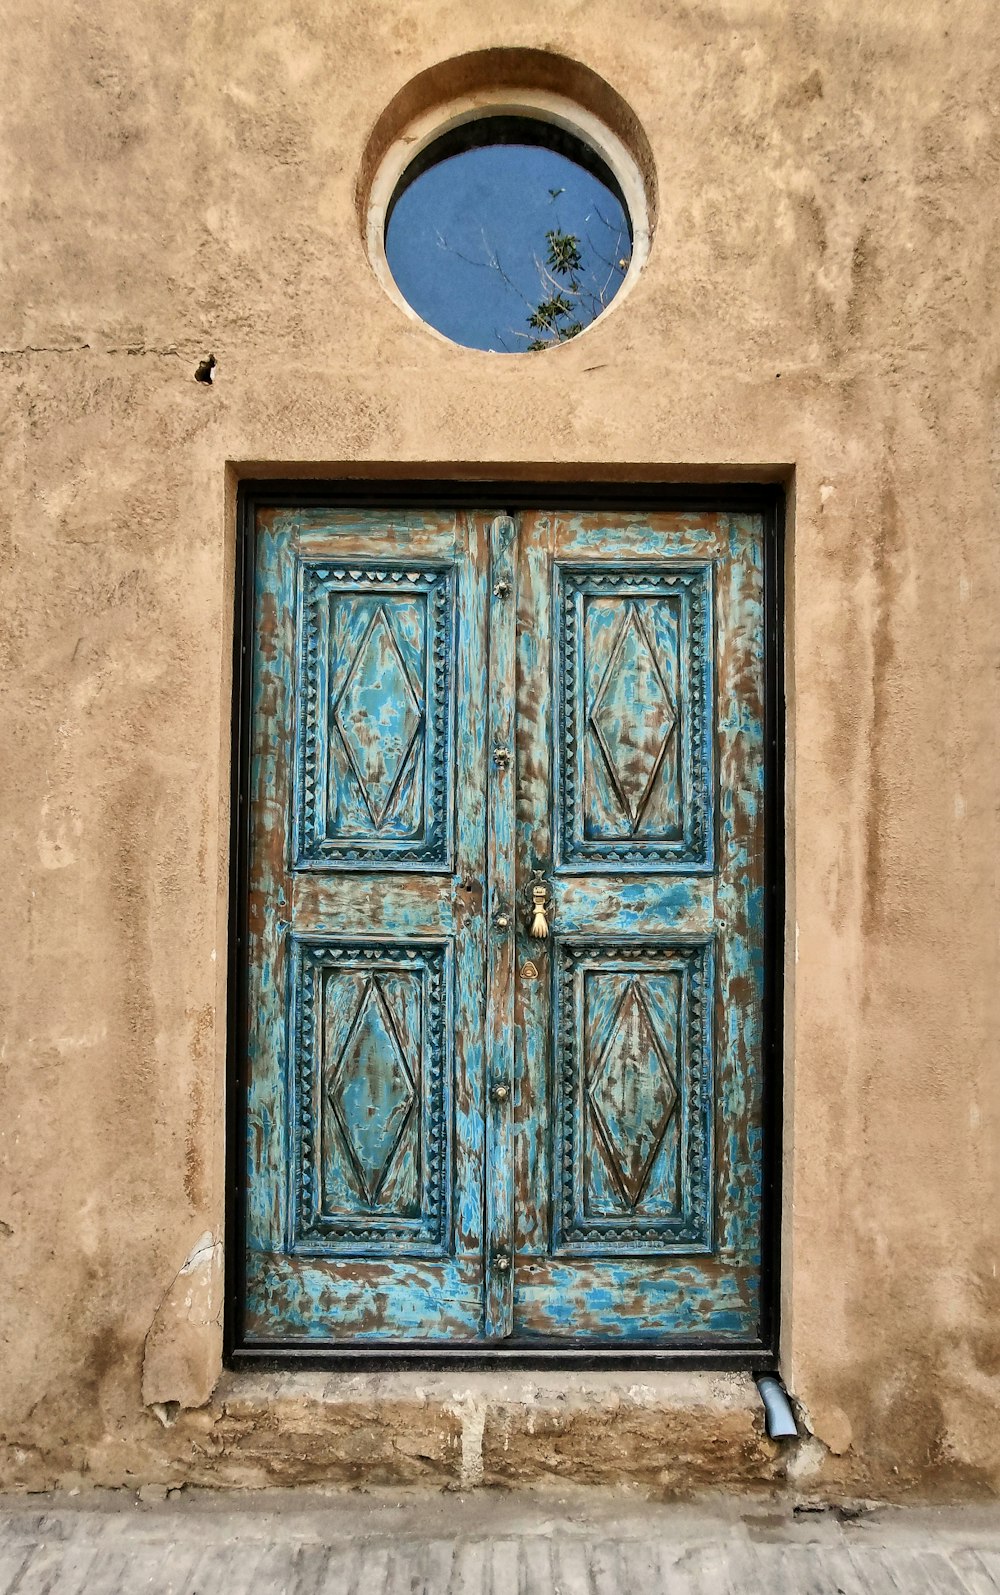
(0, 1489), (999, 1593)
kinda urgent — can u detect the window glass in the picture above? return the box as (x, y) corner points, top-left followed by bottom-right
(385, 117), (633, 352)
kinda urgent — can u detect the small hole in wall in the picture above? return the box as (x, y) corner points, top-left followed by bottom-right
(194, 355), (216, 384)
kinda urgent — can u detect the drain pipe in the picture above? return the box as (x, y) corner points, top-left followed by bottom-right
(756, 1374), (798, 1439)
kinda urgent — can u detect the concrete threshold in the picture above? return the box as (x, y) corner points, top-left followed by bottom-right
(165, 1368), (782, 1491)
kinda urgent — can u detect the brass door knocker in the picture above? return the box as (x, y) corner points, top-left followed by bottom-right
(528, 873), (552, 940)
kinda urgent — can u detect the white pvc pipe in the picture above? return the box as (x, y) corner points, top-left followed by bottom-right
(756, 1375), (799, 1439)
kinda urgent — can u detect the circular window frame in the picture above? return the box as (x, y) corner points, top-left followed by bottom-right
(364, 87), (653, 353)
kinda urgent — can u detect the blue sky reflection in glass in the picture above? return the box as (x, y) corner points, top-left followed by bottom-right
(385, 142), (632, 353)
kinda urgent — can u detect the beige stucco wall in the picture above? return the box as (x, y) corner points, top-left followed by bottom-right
(1, 0), (998, 1497)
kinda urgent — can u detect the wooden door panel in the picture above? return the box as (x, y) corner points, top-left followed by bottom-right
(551, 938), (714, 1253)
(512, 509), (766, 1343)
(287, 938), (450, 1253)
(293, 561), (455, 870)
(290, 874), (460, 931)
(240, 499), (772, 1352)
(547, 879), (715, 933)
(483, 514), (517, 1339)
(243, 507), (492, 1344)
(511, 1257), (759, 1342)
(243, 1254), (486, 1342)
(554, 562), (713, 870)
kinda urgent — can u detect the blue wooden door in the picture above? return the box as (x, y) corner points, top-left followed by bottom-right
(243, 507), (495, 1343)
(510, 510), (766, 1343)
(240, 503), (768, 1349)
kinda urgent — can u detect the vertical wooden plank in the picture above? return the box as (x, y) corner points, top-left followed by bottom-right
(713, 512), (766, 1273)
(483, 512), (517, 1338)
(451, 509), (489, 1273)
(512, 509), (767, 1343)
(243, 508), (490, 1343)
(247, 511), (295, 1257)
(513, 511), (554, 1257)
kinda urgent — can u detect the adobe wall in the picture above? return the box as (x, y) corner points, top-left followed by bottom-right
(1, 1), (997, 1497)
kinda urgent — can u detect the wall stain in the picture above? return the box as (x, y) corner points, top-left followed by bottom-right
(183, 1005), (214, 1210)
(862, 473), (903, 951)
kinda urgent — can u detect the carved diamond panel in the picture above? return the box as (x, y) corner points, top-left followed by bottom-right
(334, 608), (423, 830)
(288, 940), (451, 1255)
(588, 979), (679, 1211)
(556, 564), (713, 871)
(294, 563), (455, 870)
(326, 976), (417, 1207)
(590, 604), (678, 832)
(553, 939), (714, 1254)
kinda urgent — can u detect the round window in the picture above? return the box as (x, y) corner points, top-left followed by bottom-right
(364, 85), (652, 355)
(385, 117), (632, 353)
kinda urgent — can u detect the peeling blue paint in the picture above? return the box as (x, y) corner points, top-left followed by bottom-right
(243, 507), (768, 1348)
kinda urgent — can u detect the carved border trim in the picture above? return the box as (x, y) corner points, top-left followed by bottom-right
(553, 938), (714, 1253)
(556, 563), (713, 870)
(294, 563), (455, 869)
(288, 939), (450, 1254)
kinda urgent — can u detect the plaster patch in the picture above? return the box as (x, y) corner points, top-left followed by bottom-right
(446, 1393), (487, 1488)
(52, 1028), (107, 1057)
(37, 795), (81, 870)
(810, 1403), (854, 1456)
(784, 1435), (832, 1485)
(141, 1232), (222, 1413)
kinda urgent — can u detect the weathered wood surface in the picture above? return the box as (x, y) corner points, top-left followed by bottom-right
(242, 505), (769, 1347)
(1, 1495), (999, 1595)
(511, 511), (765, 1342)
(245, 509), (491, 1343)
(483, 514), (517, 1338)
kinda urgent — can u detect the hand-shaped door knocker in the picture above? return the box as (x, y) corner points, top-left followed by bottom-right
(528, 873), (552, 940)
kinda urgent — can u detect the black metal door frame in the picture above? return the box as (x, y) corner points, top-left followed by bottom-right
(225, 478), (785, 1372)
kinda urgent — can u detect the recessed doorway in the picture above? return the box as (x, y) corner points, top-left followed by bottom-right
(229, 485), (782, 1365)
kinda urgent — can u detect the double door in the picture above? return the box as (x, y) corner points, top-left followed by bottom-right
(239, 501), (772, 1350)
